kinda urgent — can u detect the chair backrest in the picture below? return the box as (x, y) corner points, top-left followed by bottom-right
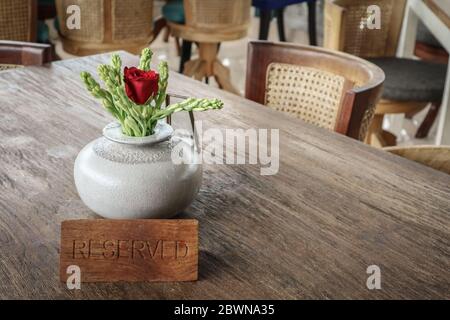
(384, 145), (450, 175)
(183, 0), (251, 33)
(0, 41), (52, 71)
(324, 0), (406, 57)
(0, 0), (37, 42)
(56, 0), (154, 56)
(245, 41), (385, 141)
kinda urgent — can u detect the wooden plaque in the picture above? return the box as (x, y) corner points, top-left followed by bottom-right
(60, 219), (198, 282)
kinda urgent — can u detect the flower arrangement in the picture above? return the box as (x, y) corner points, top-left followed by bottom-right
(80, 48), (223, 137)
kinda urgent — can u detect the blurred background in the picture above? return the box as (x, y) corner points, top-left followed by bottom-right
(1, 0), (449, 149)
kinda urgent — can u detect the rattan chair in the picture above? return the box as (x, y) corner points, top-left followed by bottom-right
(245, 41), (385, 141)
(324, 0), (447, 147)
(0, 41), (52, 71)
(384, 145), (450, 175)
(55, 0), (157, 56)
(0, 0), (37, 42)
(168, 0), (251, 94)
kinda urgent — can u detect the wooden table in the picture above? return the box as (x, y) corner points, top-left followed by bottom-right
(398, 0), (450, 145)
(0, 52), (449, 299)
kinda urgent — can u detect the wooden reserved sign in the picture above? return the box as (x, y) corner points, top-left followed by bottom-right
(60, 219), (198, 282)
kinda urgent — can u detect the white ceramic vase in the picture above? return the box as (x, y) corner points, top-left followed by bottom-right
(74, 122), (202, 219)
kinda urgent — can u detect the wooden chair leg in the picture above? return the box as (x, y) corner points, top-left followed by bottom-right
(152, 17), (167, 44)
(163, 26), (170, 42)
(259, 9), (272, 40)
(174, 37), (181, 56)
(381, 130), (397, 146)
(415, 102), (441, 138)
(183, 59), (202, 77)
(307, 0), (317, 46)
(366, 114), (397, 147)
(213, 60), (240, 95)
(184, 43), (239, 94)
(276, 8), (286, 42)
(366, 114), (382, 146)
(198, 43), (219, 75)
(194, 61), (207, 81)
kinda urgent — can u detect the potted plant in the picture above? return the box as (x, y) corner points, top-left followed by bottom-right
(74, 48), (223, 219)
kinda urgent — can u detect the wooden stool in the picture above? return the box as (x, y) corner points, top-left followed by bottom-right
(182, 43), (238, 95)
(168, 0), (251, 95)
(365, 100), (434, 147)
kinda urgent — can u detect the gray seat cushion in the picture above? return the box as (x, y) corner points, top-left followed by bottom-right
(368, 57), (446, 102)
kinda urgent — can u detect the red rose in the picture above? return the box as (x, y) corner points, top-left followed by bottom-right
(124, 67), (159, 105)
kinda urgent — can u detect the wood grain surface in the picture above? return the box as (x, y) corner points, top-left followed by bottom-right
(0, 52), (449, 299)
(60, 220), (198, 282)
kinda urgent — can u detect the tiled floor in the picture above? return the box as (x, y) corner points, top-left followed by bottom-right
(50, 2), (437, 146)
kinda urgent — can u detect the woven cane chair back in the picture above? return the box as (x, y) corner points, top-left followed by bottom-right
(265, 63), (348, 130)
(0, 0), (37, 42)
(246, 41), (385, 141)
(324, 0), (406, 57)
(0, 64), (22, 72)
(56, 0), (154, 55)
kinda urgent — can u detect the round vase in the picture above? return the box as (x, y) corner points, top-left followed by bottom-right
(74, 122), (202, 219)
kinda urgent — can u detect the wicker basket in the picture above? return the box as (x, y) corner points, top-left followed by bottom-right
(0, 0), (37, 41)
(56, 0), (154, 56)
